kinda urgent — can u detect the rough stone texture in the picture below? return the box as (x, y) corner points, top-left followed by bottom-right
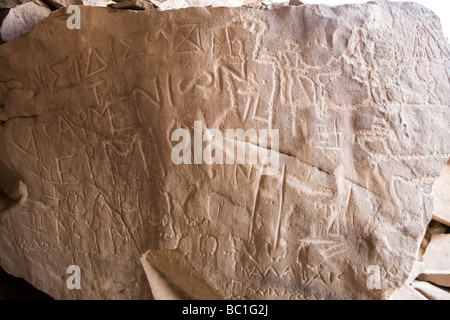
(148, 0), (288, 10)
(418, 234), (450, 287)
(406, 261), (425, 284)
(0, 0), (34, 9)
(432, 159), (450, 226)
(0, 0), (51, 42)
(0, 1), (449, 300)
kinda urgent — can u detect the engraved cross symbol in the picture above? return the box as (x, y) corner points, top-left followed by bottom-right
(173, 23), (202, 54)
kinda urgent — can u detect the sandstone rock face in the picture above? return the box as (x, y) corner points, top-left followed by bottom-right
(0, 1), (449, 300)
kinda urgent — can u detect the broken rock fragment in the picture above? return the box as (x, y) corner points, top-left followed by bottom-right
(389, 284), (427, 300)
(418, 234), (450, 288)
(0, 0), (34, 9)
(0, 0), (51, 42)
(411, 280), (450, 300)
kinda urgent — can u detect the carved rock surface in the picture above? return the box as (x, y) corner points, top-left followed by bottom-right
(0, 2), (449, 300)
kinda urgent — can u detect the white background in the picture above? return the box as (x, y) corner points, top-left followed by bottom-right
(302, 0), (450, 39)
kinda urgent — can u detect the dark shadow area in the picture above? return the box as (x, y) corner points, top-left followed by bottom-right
(0, 266), (53, 300)
(0, 189), (11, 212)
(0, 9), (9, 45)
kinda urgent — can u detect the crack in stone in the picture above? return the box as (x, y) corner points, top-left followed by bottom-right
(0, 104), (65, 126)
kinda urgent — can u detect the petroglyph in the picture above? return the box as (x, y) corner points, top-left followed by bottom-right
(0, 1), (449, 300)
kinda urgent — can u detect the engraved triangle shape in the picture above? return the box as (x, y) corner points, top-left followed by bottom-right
(85, 47), (108, 78)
